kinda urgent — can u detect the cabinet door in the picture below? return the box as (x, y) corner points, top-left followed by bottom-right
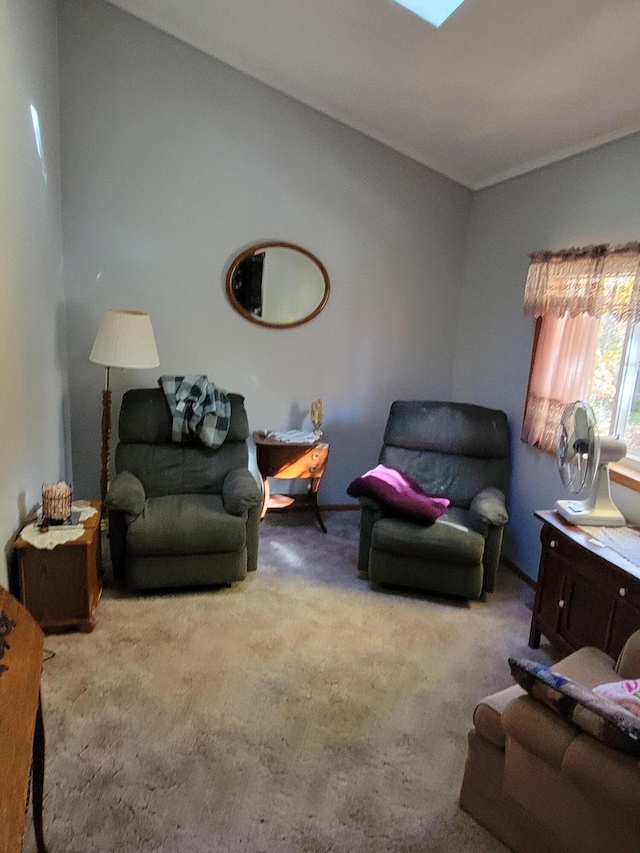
(536, 551), (565, 641)
(608, 595), (640, 660)
(533, 513), (640, 656)
(560, 566), (612, 652)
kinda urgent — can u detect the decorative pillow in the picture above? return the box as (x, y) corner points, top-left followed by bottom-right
(594, 679), (640, 718)
(347, 464), (450, 524)
(509, 657), (640, 756)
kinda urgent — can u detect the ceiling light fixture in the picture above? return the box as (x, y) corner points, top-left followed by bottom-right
(392, 0), (467, 28)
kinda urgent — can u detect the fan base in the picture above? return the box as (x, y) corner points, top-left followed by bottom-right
(555, 498), (626, 527)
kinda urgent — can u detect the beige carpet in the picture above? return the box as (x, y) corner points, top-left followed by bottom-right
(25, 512), (553, 853)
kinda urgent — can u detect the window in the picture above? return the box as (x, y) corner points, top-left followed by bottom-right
(391, 1), (467, 28)
(522, 243), (640, 460)
(590, 311), (640, 455)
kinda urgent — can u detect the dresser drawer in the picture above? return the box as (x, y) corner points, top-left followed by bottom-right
(541, 523), (573, 561)
(270, 445), (329, 479)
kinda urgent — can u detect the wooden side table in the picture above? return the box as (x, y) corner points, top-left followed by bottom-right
(254, 434), (330, 532)
(15, 501), (102, 633)
(0, 587), (49, 853)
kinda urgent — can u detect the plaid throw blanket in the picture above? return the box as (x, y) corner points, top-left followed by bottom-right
(159, 375), (231, 448)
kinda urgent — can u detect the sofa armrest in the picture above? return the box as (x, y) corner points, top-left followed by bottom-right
(222, 469), (262, 516)
(473, 683), (525, 748)
(105, 471), (146, 520)
(469, 487), (508, 527)
(562, 732), (640, 814)
(616, 629), (640, 678)
(502, 695), (578, 770)
(472, 645), (619, 755)
(551, 644), (617, 686)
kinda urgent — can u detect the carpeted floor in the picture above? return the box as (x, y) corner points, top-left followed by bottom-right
(25, 512), (554, 853)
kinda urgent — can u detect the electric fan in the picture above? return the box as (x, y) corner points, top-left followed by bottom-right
(554, 401), (627, 526)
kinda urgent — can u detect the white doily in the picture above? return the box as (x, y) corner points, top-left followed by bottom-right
(20, 502), (99, 550)
(71, 502), (99, 521)
(21, 524), (85, 550)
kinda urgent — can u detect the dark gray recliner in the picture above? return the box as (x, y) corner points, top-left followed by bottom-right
(106, 388), (262, 591)
(357, 401), (511, 600)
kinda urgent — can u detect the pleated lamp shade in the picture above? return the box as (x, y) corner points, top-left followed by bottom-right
(90, 310), (159, 369)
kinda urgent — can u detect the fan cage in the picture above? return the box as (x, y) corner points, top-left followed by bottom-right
(557, 401), (600, 494)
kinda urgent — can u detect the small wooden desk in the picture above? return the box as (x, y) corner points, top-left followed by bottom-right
(0, 587), (48, 853)
(254, 434), (330, 532)
(15, 500), (102, 632)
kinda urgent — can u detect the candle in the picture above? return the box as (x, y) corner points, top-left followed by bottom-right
(42, 481), (72, 523)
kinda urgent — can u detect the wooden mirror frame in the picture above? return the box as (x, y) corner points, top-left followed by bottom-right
(225, 241), (330, 329)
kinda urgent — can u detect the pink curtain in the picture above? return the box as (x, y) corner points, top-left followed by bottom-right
(521, 241), (640, 454)
(521, 313), (600, 453)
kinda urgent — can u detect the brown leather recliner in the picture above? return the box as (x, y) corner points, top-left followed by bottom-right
(459, 630), (640, 853)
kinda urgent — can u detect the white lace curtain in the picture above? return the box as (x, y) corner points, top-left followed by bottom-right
(522, 242), (640, 453)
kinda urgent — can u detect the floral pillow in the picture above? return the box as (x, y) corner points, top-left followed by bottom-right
(594, 679), (640, 718)
(347, 464), (450, 524)
(509, 657), (640, 756)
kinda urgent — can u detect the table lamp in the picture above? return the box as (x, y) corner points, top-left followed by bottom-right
(90, 310), (159, 501)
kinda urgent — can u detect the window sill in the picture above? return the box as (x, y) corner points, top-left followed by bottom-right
(610, 462), (640, 494)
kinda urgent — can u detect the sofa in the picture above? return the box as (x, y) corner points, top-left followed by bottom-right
(106, 388), (262, 591)
(459, 630), (640, 853)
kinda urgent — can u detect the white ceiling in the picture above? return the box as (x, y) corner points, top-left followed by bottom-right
(105, 0), (640, 189)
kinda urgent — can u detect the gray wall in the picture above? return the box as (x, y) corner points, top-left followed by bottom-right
(55, 0), (640, 580)
(0, 0), (69, 589)
(452, 133), (640, 578)
(58, 0), (472, 503)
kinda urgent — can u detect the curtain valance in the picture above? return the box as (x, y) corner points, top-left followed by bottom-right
(524, 242), (640, 322)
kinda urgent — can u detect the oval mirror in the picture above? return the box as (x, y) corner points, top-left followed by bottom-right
(226, 242), (330, 328)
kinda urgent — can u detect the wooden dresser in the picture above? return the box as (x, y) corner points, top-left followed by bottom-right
(0, 587), (48, 852)
(529, 510), (640, 659)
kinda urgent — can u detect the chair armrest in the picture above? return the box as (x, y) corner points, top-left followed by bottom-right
(222, 469), (262, 515)
(358, 494), (386, 515)
(105, 471), (146, 520)
(356, 496), (386, 576)
(469, 487), (508, 527)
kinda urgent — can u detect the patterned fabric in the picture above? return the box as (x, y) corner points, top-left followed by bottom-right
(594, 679), (640, 718)
(520, 391), (566, 454)
(159, 375), (231, 449)
(509, 657), (640, 756)
(524, 242), (640, 322)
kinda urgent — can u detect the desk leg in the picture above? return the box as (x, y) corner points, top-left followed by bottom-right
(310, 479), (327, 534)
(32, 691), (48, 853)
(528, 621), (541, 649)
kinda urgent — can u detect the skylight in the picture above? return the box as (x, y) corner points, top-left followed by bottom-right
(392, 0), (467, 28)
